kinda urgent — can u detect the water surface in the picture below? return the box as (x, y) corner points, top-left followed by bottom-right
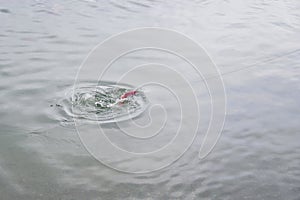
(0, 0), (300, 199)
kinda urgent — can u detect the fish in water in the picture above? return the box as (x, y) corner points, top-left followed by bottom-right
(95, 90), (138, 107)
(121, 90), (137, 99)
(117, 90), (138, 105)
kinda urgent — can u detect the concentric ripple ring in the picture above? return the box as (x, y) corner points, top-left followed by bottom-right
(59, 82), (149, 124)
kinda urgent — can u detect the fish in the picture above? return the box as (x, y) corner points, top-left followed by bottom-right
(120, 90), (137, 99)
(95, 90), (138, 108)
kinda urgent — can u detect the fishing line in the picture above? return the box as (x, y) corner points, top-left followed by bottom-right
(203, 48), (300, 81)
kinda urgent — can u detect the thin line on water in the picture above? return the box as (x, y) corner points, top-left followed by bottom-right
(204, 48), (300, 81)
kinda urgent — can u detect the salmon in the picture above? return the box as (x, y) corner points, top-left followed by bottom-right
(120, 90), (137, 99)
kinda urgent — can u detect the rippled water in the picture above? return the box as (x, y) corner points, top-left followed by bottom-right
(1, 0), (300, 199)
(59, 83), (148, 123)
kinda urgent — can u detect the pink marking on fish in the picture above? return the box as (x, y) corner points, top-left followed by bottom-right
(121, 90), (137, 99)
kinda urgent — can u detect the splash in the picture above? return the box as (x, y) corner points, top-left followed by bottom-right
(59, 83), (148, 123)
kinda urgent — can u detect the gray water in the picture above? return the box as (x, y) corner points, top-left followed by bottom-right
(1, 0), (300, 199)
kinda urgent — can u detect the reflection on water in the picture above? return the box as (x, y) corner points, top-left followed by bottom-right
(0, 0), (300, 199)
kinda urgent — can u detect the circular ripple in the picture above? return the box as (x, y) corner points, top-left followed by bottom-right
(60, 83), (149, 123)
